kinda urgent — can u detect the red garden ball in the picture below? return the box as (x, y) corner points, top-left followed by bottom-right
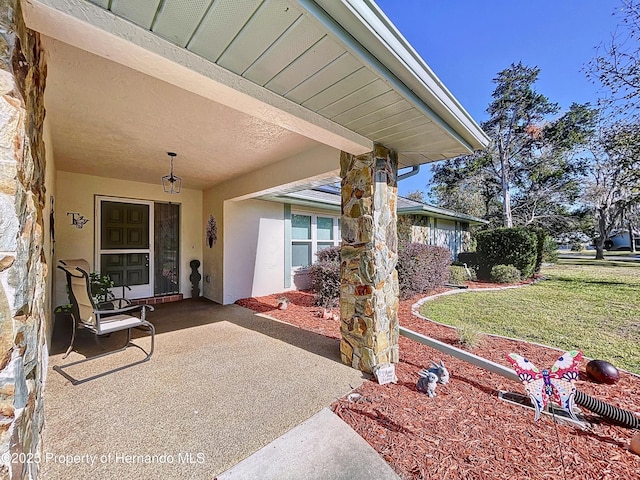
(631, 432), (640, 456)
(586, 359), (620, 384)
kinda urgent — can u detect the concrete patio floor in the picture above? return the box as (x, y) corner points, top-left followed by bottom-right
(42, 299), (367, 479)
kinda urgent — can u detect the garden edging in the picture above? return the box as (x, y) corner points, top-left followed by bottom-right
(409, 280), (640, 379)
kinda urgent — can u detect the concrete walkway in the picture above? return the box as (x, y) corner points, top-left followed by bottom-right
(218, 408), (399, 480)
(42, 299), (376, 479)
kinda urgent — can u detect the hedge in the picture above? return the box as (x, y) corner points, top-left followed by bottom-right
(476, 227), (537, 280)
(456, 251), (479, 272)
(309, 242), (452, 304)
(526, 226), (547, 273)
(490, 264), (521, 283)
(397, 242), (451, 299)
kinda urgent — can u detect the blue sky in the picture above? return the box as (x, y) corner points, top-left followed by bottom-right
(374, 0), (623, 197)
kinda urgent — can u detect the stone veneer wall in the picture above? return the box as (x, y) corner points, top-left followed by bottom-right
(398, 214), (430, 245)
(339, 145), (399, 373)
(0, 1), (48, 478)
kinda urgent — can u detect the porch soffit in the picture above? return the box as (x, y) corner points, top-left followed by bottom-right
(22, 0), (488, 191)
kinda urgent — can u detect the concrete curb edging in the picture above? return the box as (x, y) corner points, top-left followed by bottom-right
(409, 280), (640, 379)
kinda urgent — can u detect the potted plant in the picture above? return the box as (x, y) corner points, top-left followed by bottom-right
(89, 271), (116, 305)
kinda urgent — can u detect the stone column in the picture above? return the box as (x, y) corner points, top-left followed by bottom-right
(0, 1), (47, 478)
(340, 144), (399, 373)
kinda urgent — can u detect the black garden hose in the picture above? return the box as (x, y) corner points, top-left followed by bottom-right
(575, 389), (640, 429)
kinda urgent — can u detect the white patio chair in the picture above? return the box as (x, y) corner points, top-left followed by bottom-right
(54, 259), (155, 385)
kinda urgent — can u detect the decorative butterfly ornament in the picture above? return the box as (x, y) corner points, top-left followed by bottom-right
(506, 350), (582, 421)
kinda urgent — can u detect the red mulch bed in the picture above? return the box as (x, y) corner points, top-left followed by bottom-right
(236, 284), (640, 479)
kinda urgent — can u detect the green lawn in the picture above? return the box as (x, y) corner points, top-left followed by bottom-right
(419, 260), (640, 374)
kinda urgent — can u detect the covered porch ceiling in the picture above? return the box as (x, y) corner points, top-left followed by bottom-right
(23, 0), (488, 192)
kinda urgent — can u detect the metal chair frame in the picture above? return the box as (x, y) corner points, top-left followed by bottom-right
(54, 260), (155, 385)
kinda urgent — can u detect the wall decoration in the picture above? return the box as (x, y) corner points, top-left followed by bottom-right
(50, 196), (55, 254)
(206, 214), (217, 248)
(67, 212), (89, 229)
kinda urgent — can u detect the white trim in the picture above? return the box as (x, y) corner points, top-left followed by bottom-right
(290, 211), (341, 270)
(95, 196), (154, 299)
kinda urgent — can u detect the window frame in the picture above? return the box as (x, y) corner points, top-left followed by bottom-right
(290, 211), (341, 271)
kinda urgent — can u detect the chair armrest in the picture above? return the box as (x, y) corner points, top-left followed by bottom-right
(98, 298), (132, 310)
(96, 304), (155, 316)
(96, 305), (142, 316)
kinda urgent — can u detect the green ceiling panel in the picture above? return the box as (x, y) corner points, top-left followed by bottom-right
(153, 0), (213, 47)
(111, 0), (161, 30)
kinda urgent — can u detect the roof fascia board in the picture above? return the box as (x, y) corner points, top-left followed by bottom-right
(273, 188), (488, 224)
(298, 0), (490, 152)
(271, 197), (487, 224)
(398, 207), (488, 224)
(22, 0), (373, 156)
(267, 196), (342, 212)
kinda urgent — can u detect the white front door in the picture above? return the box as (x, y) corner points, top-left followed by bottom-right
(96, 197), (154, 299)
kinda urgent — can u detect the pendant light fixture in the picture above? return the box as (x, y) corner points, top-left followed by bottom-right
(162, 151), (182, 194)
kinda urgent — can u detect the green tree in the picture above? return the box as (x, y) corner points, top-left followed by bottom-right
(586, 0), (640, 118)
(430, 65), (596, 235)
(509, 103), (596, 231)
(405, 190), (426, 203)
(583, 121), (640, 259)
(429, 152), (499, 221)
(484, 62), (559, 227)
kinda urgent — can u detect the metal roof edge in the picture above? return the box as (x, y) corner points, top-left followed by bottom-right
(398, 206), (489, 225)
(268, 187), (488, 224)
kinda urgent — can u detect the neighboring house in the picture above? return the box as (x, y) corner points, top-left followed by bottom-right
(395, 197), (488, 255)
(259, 185), (487, 289)
(604, 229), (640, 251)
(1, 0), (489, 467)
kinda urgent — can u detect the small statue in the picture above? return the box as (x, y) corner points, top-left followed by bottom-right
(417, 371), (439, 397)
(189, 259), (201, 298)
(423, 360), (450, 385)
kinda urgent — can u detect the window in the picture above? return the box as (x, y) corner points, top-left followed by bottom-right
(291, 213), (341, 269)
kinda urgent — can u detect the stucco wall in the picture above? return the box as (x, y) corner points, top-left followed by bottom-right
(54, 171), (203, 306)
(202, 144), (340, 304)
(222, 199), (285, 304)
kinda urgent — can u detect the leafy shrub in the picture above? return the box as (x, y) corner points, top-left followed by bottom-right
(490, 264), (521, 283)
(308, 246), (341, 308)
(449, 265), (473, 285)
(456, 251), (479, 272)
(89, 272), (116, 304)
(316, 245), (341, 263)
(570, 241), (583, 252)
(542, 236), (559, 263)
(526, 226), (547, 273)
(397, 242), (451, 299)
(476, 228), (537, 280)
